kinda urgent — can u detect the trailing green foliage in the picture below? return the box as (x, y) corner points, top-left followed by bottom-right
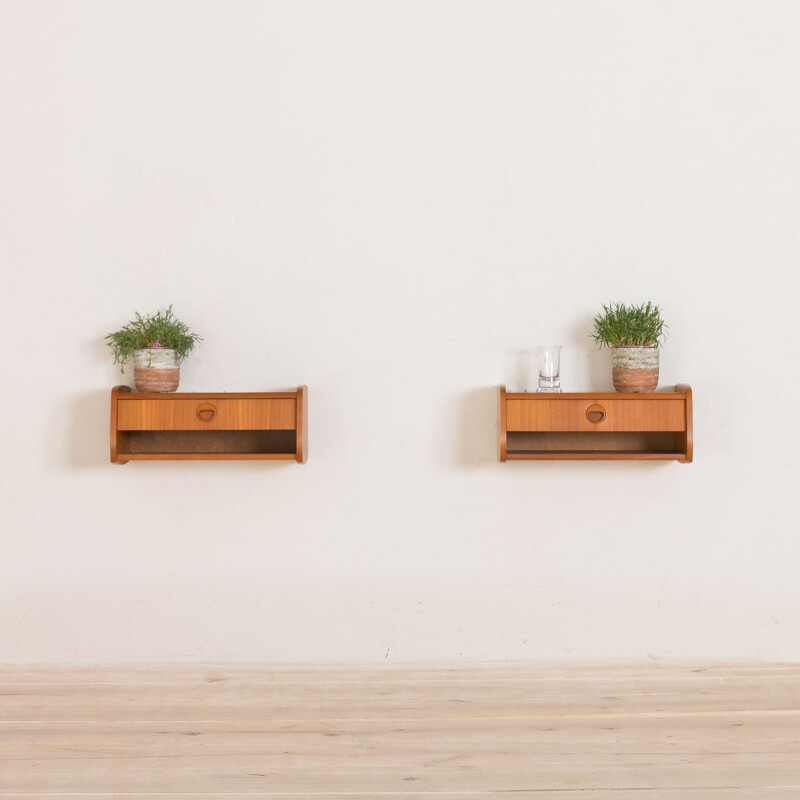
(106, 306), (202, 371)
(591, 302), (666, 348)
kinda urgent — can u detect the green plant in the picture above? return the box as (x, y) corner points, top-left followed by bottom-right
(591, 302), (666, 348)
(105, 305), (202, 371)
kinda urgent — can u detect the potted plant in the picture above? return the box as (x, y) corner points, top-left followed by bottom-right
(106, 305), (202, 392)
(591, 302), (666, 392)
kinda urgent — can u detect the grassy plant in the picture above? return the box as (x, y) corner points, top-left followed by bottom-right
(106, 305), (202, 371)
(591, 302), (666, 348)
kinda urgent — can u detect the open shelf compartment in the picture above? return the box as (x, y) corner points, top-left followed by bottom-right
(498, 385), (692, 463)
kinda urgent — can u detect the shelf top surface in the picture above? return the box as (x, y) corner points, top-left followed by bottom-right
(114, 388), (299, 400)
(502, 385), (689, 400)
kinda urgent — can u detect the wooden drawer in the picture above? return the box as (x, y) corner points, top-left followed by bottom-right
(117, 398), (296, 431)
(506, 397), (685, 432)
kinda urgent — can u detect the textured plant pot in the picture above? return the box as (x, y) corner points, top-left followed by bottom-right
(133, 348), (180, 392)
(611, 346), (659, 393)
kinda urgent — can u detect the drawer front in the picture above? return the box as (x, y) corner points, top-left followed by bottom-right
(506, 398), (685, 432)
(117, 398), (296, 431)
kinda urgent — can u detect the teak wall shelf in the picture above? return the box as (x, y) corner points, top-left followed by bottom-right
(498, 385), (692, 462)
(110, 386), (308, 464)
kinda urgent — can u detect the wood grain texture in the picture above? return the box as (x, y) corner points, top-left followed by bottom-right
(1, 663), (798, 797)
(506, 398), (686, 432)
(2, 794), (797, 800)
(117, 398), (296, 431)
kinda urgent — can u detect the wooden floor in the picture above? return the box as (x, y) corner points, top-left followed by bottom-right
(1, 663), (799, 798)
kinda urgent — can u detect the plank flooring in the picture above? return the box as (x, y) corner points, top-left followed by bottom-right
(1, 663), (799, 798)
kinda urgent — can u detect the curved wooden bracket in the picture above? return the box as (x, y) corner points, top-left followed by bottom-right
(296, 385), (308, 464)
(110, 385), (131, 464)
(498, 385), (507, 462)
(675, 383), (693, 463)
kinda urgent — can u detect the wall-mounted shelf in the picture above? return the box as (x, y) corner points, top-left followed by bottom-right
(111, 386), (308, 464)
(498, 385), (692, 462)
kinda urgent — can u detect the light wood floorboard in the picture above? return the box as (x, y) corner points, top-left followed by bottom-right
(1, 663), (799, 798)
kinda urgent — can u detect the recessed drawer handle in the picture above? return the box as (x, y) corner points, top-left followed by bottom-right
(586, 404), (606, 423)
(197, 403), (217, 422)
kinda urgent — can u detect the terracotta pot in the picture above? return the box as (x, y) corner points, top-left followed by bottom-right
(611, 346), (659, 393)
(133, 348), (180, 392)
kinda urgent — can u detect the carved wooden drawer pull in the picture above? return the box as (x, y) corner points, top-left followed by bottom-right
(586, 404), (606, 423)
(196, 403), (217, 422)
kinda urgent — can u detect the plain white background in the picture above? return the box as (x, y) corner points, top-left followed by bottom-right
(1, 1), (798, 663)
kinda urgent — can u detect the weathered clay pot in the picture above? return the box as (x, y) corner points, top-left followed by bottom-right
(133, 348), (180, 392)
(611, 346), (659, 393)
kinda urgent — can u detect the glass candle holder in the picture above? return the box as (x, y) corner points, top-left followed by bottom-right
(537, 345), (562, 393)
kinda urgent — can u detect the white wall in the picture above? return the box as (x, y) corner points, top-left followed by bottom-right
(2, 0), (798, 664)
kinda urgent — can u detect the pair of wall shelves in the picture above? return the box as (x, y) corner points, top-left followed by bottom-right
(109, 383), (693, 464)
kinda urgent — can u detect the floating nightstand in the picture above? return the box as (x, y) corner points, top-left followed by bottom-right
(111, 385), (308, 464)
(498, 385), (692, 462)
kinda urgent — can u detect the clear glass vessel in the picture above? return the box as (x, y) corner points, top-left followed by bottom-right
(537, 345), (562, 393)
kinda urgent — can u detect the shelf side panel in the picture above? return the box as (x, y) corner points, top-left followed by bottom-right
(110, 385), (131, 464)
(675, 384), (693, 463)
(296, 385), (308, 463)
(498, 385), (507, 462)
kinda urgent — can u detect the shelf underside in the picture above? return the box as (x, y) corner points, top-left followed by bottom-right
(505, 431), (687, 462)
(120, 452), (297, 461)
(117, 430), (298, 459)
